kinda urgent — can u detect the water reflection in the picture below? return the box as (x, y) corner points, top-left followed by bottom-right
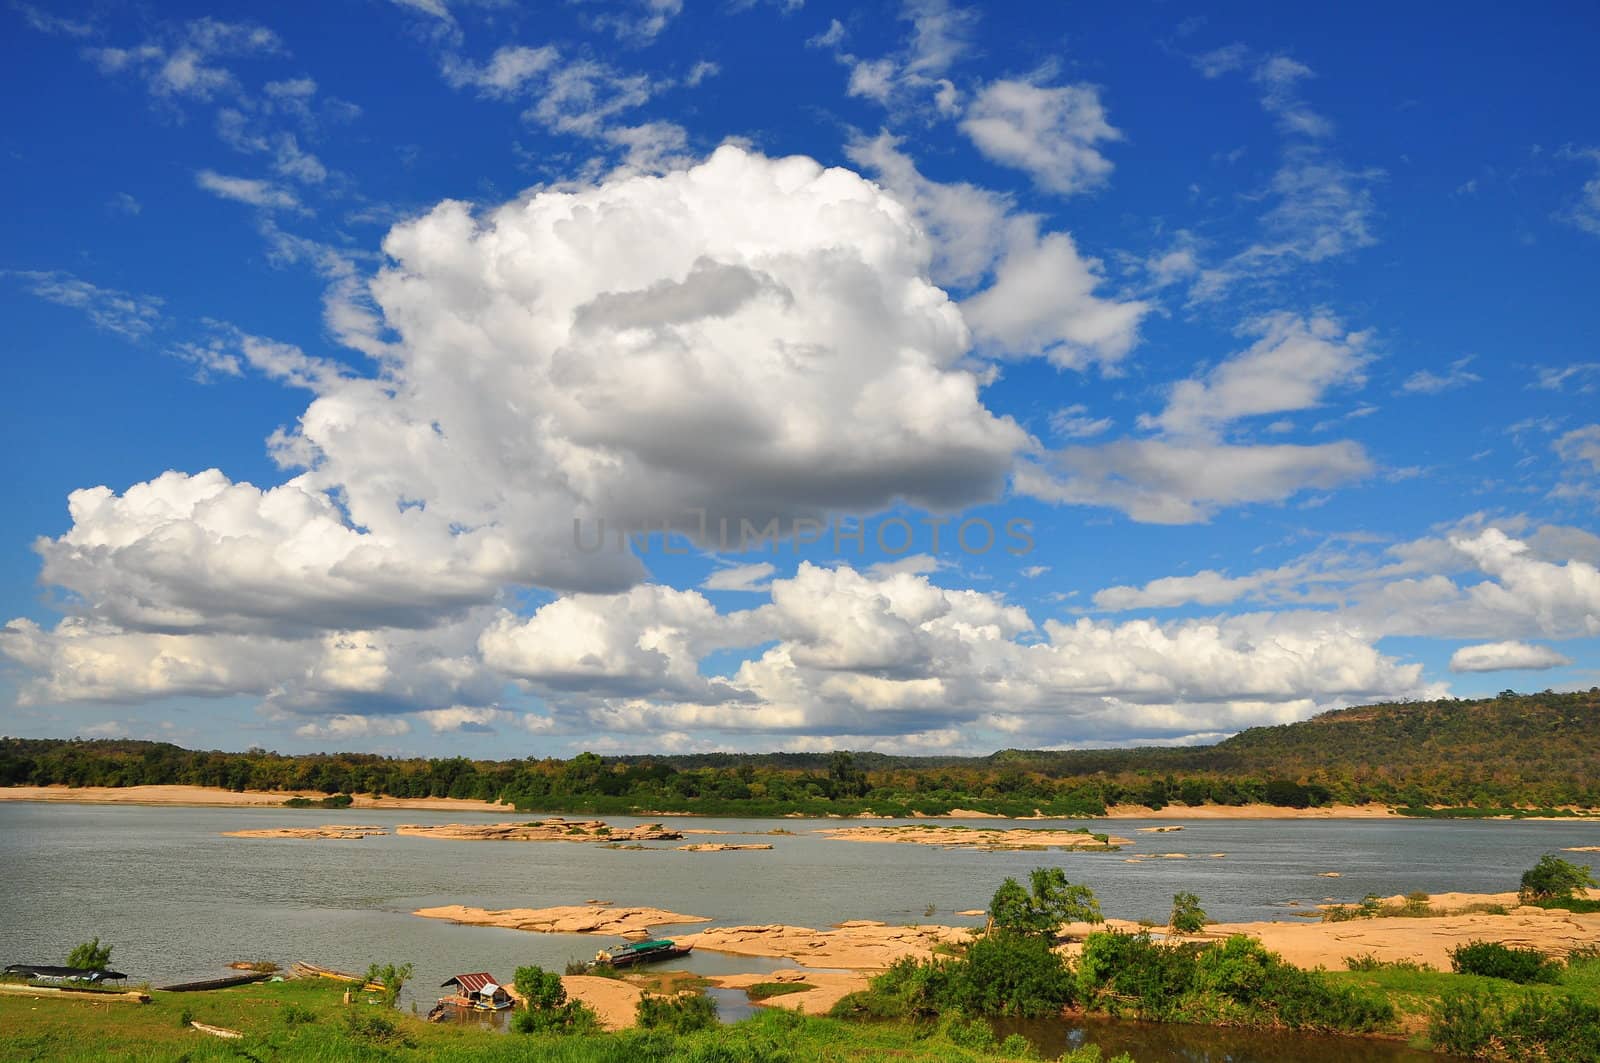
(994, 1015), (1447, 1063)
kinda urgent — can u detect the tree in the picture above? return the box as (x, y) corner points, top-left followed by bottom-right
(1520, 853), (1597, 903)
(513, 965), (566, 1011)
(1168, 892), (1207, 935)
(511, 964), (597, 1034)
(363, 962), (413, 1006)
(67, 937), (112, 972)
(989, 867), (1102, 937)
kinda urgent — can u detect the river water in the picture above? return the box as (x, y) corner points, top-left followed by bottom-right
(3, 802), (1594, 1059)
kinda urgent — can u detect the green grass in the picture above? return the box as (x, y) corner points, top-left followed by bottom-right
(0, 978), (1051, 1062)
(745, 982), (814, 1001)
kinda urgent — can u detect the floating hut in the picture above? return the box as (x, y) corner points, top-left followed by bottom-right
(439, 972), (514, 1011)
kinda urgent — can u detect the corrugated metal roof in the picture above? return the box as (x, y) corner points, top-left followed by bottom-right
(441, 972), (500, 994)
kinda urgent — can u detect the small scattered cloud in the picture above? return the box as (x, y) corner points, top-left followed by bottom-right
(702, 562), (777, 593)
(1449, 640), (1572, 673)
(195, 169), (303, 211)
(7, 269), (164, 340)
(1401, 356), (1482, 395)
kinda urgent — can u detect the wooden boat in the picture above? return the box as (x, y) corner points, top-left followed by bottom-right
(592, 938), (692, 969)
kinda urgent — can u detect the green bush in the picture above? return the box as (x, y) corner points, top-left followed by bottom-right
(66, 937), (112, 972)
(1168, 892), (1206, 934)
(636, 991), (719, 1033)
(1448, 940), (1562, 984)
(1076, 931), (1391, 1032)
(1431, 990), (1600, 1062)
(948, 930), (1074, 1017)
(1521, 853), (1597, 903)
(1343, 954), (1432, 972)
(989, 867), (1102, 937)
(280, 1002), (317, 1025)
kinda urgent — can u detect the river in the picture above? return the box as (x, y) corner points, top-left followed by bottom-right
(3, 801), (1594, 1059)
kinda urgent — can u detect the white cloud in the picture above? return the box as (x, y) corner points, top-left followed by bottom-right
(962, 219), (1149, 370)
(848, 133), (1147, 369)
(1449, 641), (1572, 673)
(1402, 356), (1482, 395)
(960, 78), (1121, 195)
(596, 0), (684, 42)
(702, 562), (777, 592)
(1018, 437), (1373, 525)
(16, 2), (95, 36)
(1094, 570), (1263, 611)
(443, 45), (662, 138)
(7, 270), (165, 340)
(22, 147), (1029, 655)
(295, 714), (412, 740)
(1145, 313), (1372, 436)
(195, 169), (303, 211)
(1554, 425), (1600, 475)
(1049, 405), (1113, 439)
(1556, 145), (1600, 237)
(87, 18), (282, 103)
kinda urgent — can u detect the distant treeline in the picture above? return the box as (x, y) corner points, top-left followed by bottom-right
(3, 691), (1597, 816)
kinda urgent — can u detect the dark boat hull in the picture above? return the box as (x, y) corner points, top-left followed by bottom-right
(604, 944), (693, 968)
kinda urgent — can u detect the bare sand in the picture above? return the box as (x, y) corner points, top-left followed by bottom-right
(221, 825), (387, 839)
(816, 824), (1129, 850)
(414, 903), (709, 936)
(680, 920), (971, 970)
(708, 969), (870, 1014)
(396, 819), (682, 842)
(560, 975), (646, 1030)
(675, 843), (773, 852)
(0, 784), (512, 811)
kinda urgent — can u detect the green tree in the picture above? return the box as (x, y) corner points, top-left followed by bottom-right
(67, 937), (112, 971)
(1169, 892), (1207, 935)
(363, 962), (413, 1006)
(513, 965), (566, 1011)
(990, 867), (1102, 937)
(1520, 853), (1597, 902)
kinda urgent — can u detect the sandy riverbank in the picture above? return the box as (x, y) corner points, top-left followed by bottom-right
(816, 824), (1130, 850)
(0, 784), (513, 811)
(707, 969), (870, 1014)
(678, 921), (972, 969)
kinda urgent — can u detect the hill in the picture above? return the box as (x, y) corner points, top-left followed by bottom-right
(3, 690), (1596, 816)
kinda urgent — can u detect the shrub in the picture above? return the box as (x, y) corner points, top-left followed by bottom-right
(636, 991), (718, 1033)
(1431, 991), (1600, 1062)
(1168, 892), (1207, 934)
(1448, 940), (1562, 984)
(945, 1016), (996, 1051)
(66, 937), (112, 972)
(344, 1009), (409, 1045)
(1521, 853), (1596, 903)
(1344, 954), (1432, 972)
(363, 961), (413, 1006)
(948, 930), (1074, 1017)
(280, 1002), (317, 1025)
(177, 1006), (194, 1029)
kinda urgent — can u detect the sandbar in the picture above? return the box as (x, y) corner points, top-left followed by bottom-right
(815, 825), (1128, 850)
(396, 818), (681, 842)
(414, 903), (709, 936)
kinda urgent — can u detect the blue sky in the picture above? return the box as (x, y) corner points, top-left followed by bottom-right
(2, 0), (1597, 758)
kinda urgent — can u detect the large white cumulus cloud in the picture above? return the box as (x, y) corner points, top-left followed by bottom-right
(27, 147), (1029, 641)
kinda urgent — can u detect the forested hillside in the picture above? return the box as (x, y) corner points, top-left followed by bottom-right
(3, 690), (1596, 816)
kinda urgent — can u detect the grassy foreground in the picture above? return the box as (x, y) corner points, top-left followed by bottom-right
(0, 978), (1096, 1063)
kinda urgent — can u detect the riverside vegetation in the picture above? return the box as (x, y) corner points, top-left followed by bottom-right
(6, 859), (1597, 1061)
(5, 690), (1599, 816)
